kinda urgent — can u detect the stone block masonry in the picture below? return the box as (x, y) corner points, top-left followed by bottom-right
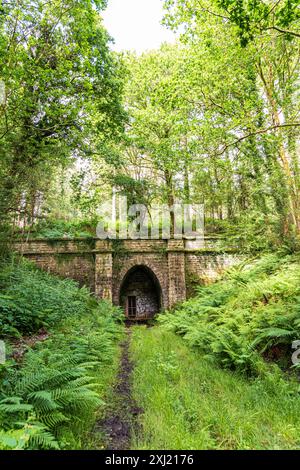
(13, 237), (243, 311)
(167, 240), (186, 307)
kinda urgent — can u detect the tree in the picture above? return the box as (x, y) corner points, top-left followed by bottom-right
(120, 46), (201, 233)
(163, 0), (300, 243)
(0, 0), (125, 234)
(164, 0), (300, 45)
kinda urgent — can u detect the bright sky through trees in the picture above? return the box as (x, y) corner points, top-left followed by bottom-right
(102, 0), (176, 53)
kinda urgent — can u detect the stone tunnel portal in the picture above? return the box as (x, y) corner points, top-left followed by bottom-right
(119, 265), (162, 321)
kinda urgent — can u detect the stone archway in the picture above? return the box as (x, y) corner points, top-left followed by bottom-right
(13, 238), (244, 312)
(113, 254), (169, 309)
(119, 265), (162, 320)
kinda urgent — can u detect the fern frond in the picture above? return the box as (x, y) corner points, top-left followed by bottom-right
(28, 391), (60, 413)
(39, 411), (69, 429)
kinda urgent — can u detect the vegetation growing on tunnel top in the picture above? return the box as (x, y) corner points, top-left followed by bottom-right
(0, 258), (124, 450)
(159, 253), (300, 375)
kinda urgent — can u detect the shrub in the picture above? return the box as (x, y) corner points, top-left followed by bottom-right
(159, 253), (300, 374)
(0, 258), (106, 335)
(0, 259), (124, 449)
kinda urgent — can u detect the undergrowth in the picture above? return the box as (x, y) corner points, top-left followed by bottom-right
(0, 258), (124, 449)
(131, 327), (300, 450)
(13, 218), (98, 240)
(159, 253), (300, 375)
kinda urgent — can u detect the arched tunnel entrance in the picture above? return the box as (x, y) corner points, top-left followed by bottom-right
(119, 265), (162, 321)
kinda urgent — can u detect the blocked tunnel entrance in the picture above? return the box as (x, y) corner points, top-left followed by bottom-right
(119, 265), (162, 321)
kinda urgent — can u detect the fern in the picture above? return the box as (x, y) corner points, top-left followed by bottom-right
(28, 426), (60, 450)
(0, 258), (123, 449)
(159, 253), (300, 374)
(27, 391), (60, 413)
(0, 419), (60, 450)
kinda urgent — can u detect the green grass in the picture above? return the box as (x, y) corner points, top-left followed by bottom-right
(130, 326), (300, 450)
(84, 338), (123, 450)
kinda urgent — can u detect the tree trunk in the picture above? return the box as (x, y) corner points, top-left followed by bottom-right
(257, 59), (300, 232)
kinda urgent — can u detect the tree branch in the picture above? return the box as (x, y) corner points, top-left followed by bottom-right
(218, 122), (300, 155)
(266, 26), (300, 38)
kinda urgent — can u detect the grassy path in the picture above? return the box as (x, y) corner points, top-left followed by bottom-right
(98, 328), (143, 450)
(130, 326), (300, 450)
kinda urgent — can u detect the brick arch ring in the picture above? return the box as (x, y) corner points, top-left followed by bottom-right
(116, 262), (167, 311)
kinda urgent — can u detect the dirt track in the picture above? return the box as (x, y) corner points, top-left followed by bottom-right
(100, 327), (143, 450)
